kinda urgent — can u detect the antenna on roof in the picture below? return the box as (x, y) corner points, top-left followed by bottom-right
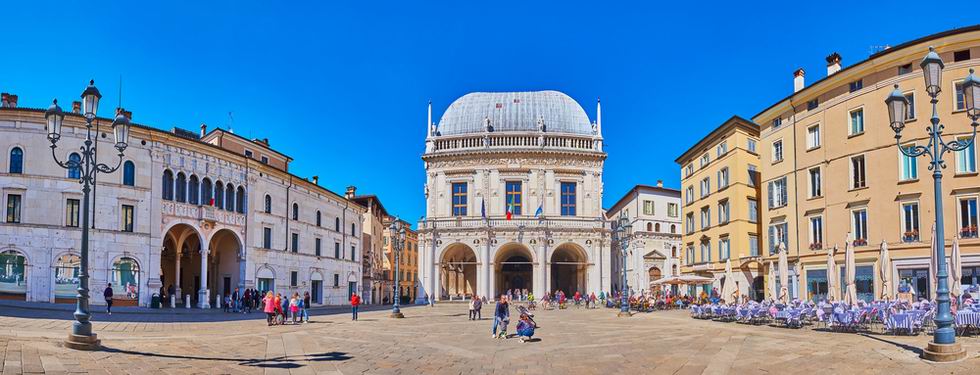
(117, 74), (123, 108)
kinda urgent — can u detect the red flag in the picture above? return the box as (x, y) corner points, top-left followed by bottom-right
(209, 198), (215, 206)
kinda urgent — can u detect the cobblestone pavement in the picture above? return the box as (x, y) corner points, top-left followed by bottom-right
(1, 304), (979, 375)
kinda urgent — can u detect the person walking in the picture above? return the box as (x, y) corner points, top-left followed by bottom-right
(263, 292), (276, 326)
(103, 283), (114, 315)
(473, 295), (483, 320)
(243, 289), (252, 314)
(350, 292), (361, 321)
(301, 291), (311, 323)
(468, 296), (477, 320)
(491, 295), (510, 339)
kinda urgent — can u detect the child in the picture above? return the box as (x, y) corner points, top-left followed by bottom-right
(516, 313), (536, 343)
(289, 293), (300, 324)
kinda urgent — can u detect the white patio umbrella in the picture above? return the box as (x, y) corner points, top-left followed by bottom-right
(929, 223), (937, 301)
(767, 261), (777, 301)
(951, 235), (962, 299)
(879, 240), (892, 300)
(778, 242), (789, 304)
(827, 245), (839, 302)
(844, 238), (858, 305)
(721, 258), (737, 303)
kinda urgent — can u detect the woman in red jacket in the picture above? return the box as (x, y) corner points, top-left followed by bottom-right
(350, 293), (360, 321)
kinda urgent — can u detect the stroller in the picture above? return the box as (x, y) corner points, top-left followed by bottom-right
(516, 305), (539, 328)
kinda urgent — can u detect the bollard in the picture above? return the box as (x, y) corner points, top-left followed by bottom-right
(215, 294), (221, 309)
(185, 294), (191, 309)
(170, 295), (176, 308)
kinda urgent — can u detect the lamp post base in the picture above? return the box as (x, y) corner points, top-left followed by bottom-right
(64, 333), (101, 351)
(921, 341), (966, 362)
(617, 311), (632, 318)
(389, 312), (405, 319)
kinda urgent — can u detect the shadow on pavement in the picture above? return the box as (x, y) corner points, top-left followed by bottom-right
(100, 347), (352, 368)
(857, 333), (924, 356)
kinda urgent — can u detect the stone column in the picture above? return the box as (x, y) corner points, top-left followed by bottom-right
(483, 241), (493, 298)
(198, 248), (210, 309)
(535, 243), (546, 298)
(174, 251), (182, 300)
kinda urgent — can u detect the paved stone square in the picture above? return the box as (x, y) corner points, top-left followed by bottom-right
(1, 303), (979, 374)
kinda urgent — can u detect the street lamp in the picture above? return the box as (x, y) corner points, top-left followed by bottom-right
(389, 219), (406, 318)
(886, 47), (977, 362)
(46, 80), (131, 350)
(614, 212), (633, 317)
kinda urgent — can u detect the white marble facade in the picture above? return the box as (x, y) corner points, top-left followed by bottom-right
(417, 91), (612, 302)
(0, 106), (363, 307)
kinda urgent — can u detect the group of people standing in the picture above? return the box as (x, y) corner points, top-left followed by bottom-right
(261, 291), (312, 326)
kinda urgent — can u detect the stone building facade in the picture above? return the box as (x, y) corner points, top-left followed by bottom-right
(417, 91), (611, 302)
(0, 100), (363, 307)
(606, 183), (683, 294)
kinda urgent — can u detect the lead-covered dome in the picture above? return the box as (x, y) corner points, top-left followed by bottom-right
(437, 90), (594, 136)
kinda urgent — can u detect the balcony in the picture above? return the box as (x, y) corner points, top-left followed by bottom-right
(902, 231), (920, 243)
(161, 201), (246, 227)
(808, 243), (823, 251)
(428, 133), (599, 154)
(962, 226), (979, 239)
(418, 216), (608, 232)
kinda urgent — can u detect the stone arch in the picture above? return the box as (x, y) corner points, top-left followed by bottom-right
(439, 243), (478, 299)
(256, 265), (277, 293)
(51, 251), (81, 303)
(655, 223), (661, 232)
(0, 247), (29, 300)
(550, 242), (589, 296)
(494, 243), (534, 297)
(207, 228), (244, 298)
(107, 254), (143, 306)
(160, 222), (203, 306)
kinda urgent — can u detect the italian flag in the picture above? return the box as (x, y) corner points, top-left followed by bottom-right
(506, 195), (514, 220)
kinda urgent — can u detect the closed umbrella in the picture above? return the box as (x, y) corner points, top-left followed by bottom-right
(767, 261), (777, 301)
(827, 245), (839, 302)
(844, 238), (858, 305)
(951, 235), (962, 299)
(778, 242), (789, 304)
(929, 223), (937, 301)
(879, 240), (892, 300)
(795, 261), (805, 302)
(721, 258), (737, 303)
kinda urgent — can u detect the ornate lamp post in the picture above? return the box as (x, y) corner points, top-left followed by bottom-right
(45, 80), (132, 350)
(614, 212), (633, 317)
(389, 219), (406, 318)
(885, 47), (977, 362)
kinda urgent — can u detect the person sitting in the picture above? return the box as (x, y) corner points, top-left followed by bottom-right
(516, 313), (536, 343)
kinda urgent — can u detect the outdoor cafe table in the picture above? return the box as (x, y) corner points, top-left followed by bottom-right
(956, 310), (980, 326)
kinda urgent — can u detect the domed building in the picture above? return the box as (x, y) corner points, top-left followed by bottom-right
(417, 91), (611, 302)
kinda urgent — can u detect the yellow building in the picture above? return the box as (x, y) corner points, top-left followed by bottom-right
(676, 116), (763, 299)
(383, 218), (418, 304)
(753, 26), (980, 302)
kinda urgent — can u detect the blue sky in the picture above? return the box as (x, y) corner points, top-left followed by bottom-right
(1, 1), (977, 223)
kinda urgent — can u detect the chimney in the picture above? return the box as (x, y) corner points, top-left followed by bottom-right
(312, 176), (319, 185)
(826, 52), (842, 76)
(1, 93), (17, 108)
(793, 68), (805, 93)
(200, 123), (207, 138)
(72, 101), (82, 114)
(656, 180), (663, 188)
(115, 107), (132, 120)
(345, 185), (357, 199)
